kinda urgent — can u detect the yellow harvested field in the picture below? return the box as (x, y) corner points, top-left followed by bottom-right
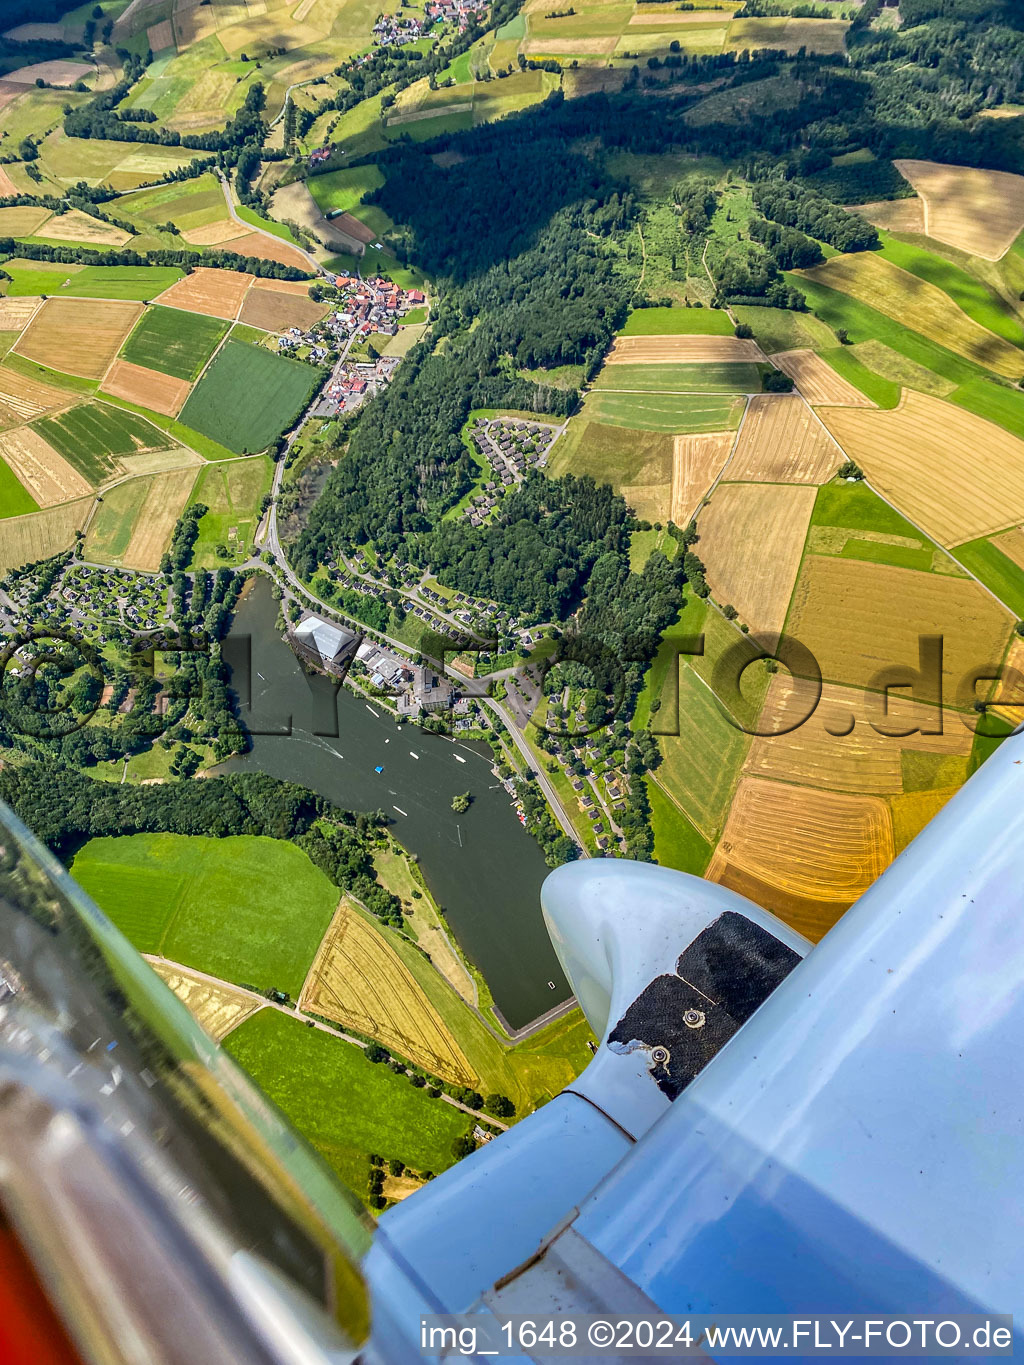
(0, 297), (39, 332)
(155, 267), (253, 319)
(850, 339), (957, 399)
(607, 335), (764, 364)
(101, 359), (191, 417)
(299, 900), (477, 1087)
(670, 430), (734, 525)
(121, 467), (198, 571)
(149, 961), (261, 1039)
(216, 13), (322, 55)
(0, 425), (91, 506)
(522, 35), (618, 53)
(889, 787), (959, 855)
(0, 165), (18, 197)
(697, 481), (816, 639)
(771, 349), (874, 407)
(785, 554), (1014, 700)
(798, 252), (1024, 379)
(14, 298), (143, 380)
(893, 160), (1024, 261)
(180, 218), (242, 246)
(709, 777), (893, 927)
(620, 479), (671, 523)
(727, 394), (842, 483)
(850, 197), (926, 236)
(0, 498), (91, 571)
(629, 6), (739, 21)
(991, 525), (1024, 572)
(38, 208), (132, 247)
(818, 391), (1024, 545)
(0, 363), (72, 429)
(989, 635), (1024, 725)
(0, 206), (52, 236)
(744, 674), (973, 795)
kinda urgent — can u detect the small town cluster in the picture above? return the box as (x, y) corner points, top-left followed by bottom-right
(462, 417), (558, 526)
(372, 0), (489, 48)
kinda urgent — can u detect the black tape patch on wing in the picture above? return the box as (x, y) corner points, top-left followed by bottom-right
(606, 911), (801, 1100)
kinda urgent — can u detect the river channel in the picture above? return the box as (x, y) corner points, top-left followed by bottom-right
(219, 578), (569, 1030)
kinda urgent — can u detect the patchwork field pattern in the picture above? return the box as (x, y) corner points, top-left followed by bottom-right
(553, 419), (673, 520)
(670, 431), (734, 525)
(743, 675), (973, 795)
(101, 359), (191, 417)
(708, 777), (895, 940)
(607, 335), (764, 364)
(300, 901), (476, 1087)
(655, 663), (750, 839)
(771, 349), (874, 407)
(14, 298), (144, 380)
(726, 395), (842, 483)
(991, 526), (1024, 572)
(697, 481), (817, 638)
(155, 267), (254, 320)
(0, 426), (91, 506)
(819, 392), (1024, 545)
(179, 339), (321, 453)
(120, 305), (228, 381)
(893, 159), (1024, 260)
(149, 961), (261, 1040)
(798, 252), (1024, 379)
(120, 467), (199, 571)
(785, 555), (1014, 701)
(0, 364), (70, 430)
(34, 403), (172, 486)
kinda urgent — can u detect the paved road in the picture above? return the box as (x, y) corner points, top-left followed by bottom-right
(144, 954), (509, 1130)
(215, 168), (326, 278)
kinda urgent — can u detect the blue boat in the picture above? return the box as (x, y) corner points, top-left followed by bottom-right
(374, 765), (384, 774)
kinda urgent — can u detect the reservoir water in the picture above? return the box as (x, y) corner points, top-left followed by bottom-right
(220, 578), (569, 1029)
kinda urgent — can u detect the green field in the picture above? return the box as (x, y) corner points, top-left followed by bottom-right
(179, 341), (322, 454)
(549, 419), (671, 487)
(223, 1008), (473, 1194)
(71, 833), (339, 997)
(818, 345), (902, 408)
(810, 478), (927, 539)
(594, 362), (761, 392)
(582, 390), (745, 433)
(83, 476), (151, 563)
(62, 265), (184, 301)
(0, 459), (40, 518)
(647, 775), (713, 876)
(952, 537), (1024, 618)
(949, 378), (1024, 442)
(731, 304), (839, 355)
(620, 307), (733, 336)
(121, 306), (228, 381)
(33, 403), (169, 485)
(656, 662), (750, 839)
(2, 263), (183, 300)
(2, 264), (88, 296)
(307, 165), (386, 216)
(876, 234), (1024, 348)
(187, 455), (274, 567)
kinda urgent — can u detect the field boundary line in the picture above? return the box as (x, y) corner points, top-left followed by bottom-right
(804, 390), (1022, 616)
